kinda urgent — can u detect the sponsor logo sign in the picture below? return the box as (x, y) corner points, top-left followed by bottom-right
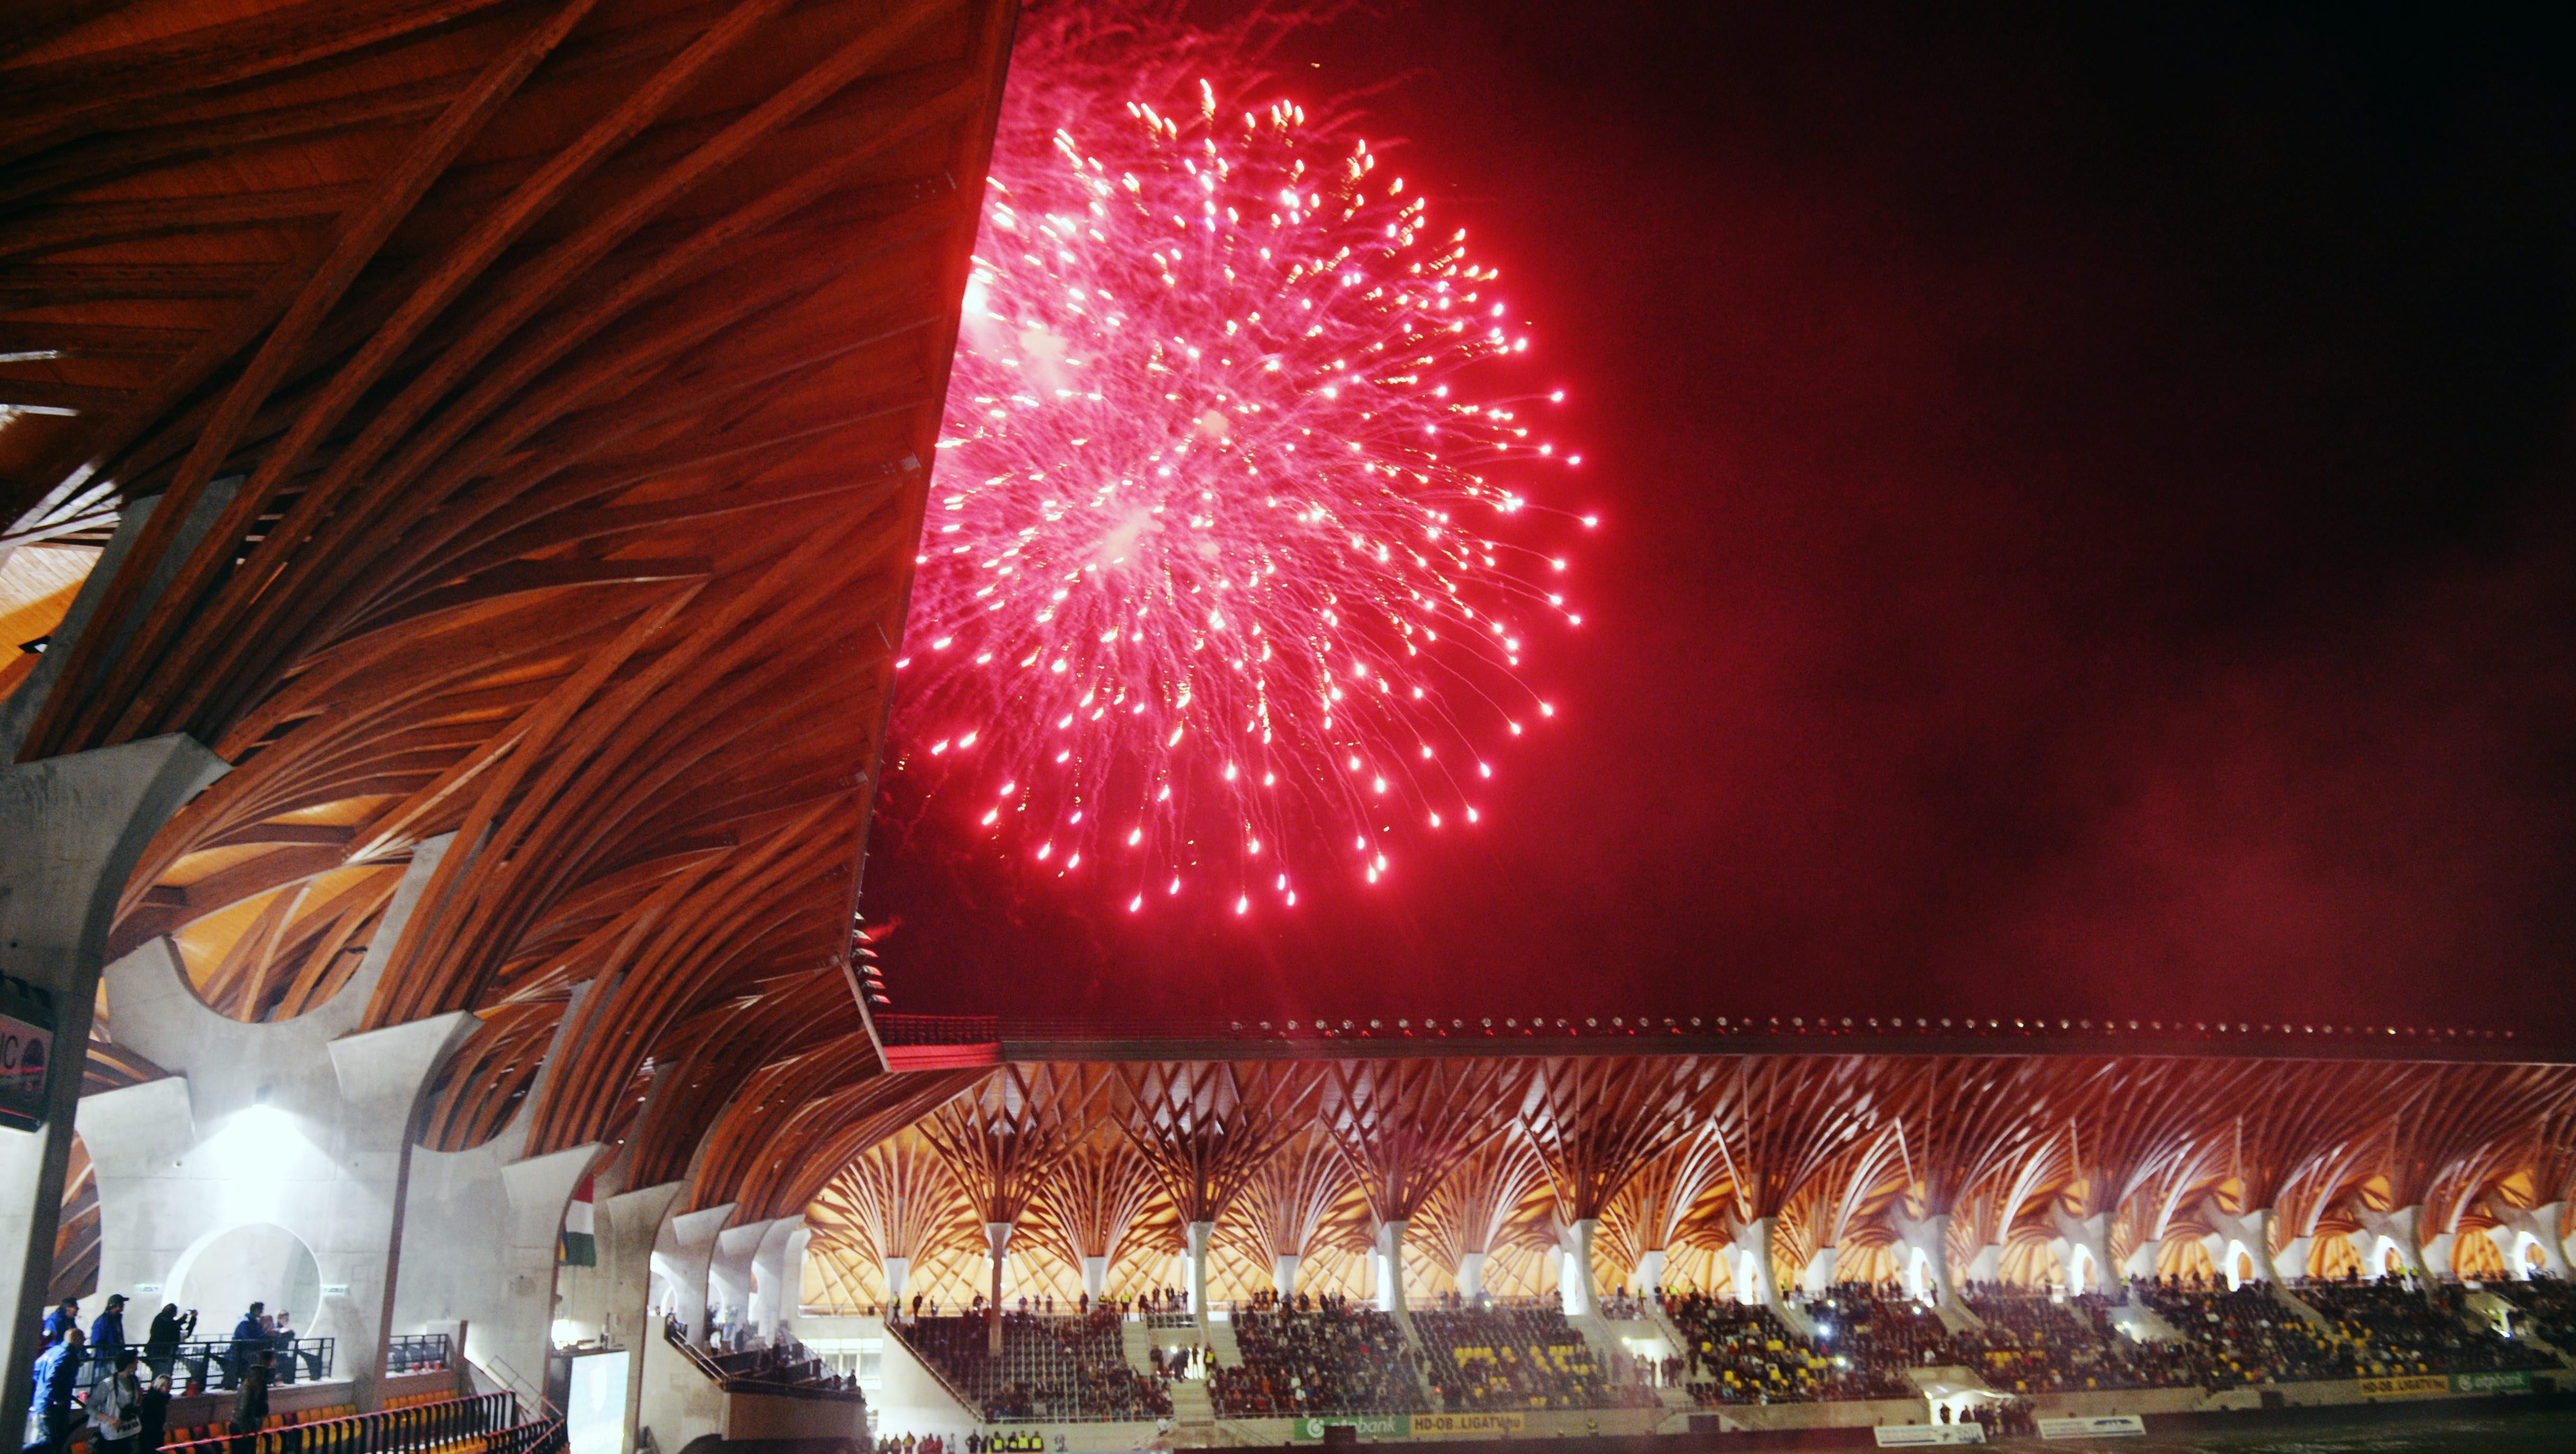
(1873, 1426), (1985, 1447)
(0, 976), (56, 1132)
(1410, 1414), (1526, 1436)
(1291, 1416), (1410, 1441)
(2356, 1374), (2449, 1398)
(2451, 1369), (2532, 1395)
(2039, 1414), (2146, 1440)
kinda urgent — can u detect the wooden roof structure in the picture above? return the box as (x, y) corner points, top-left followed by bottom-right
(5, 0), (1019, 1251)
(795, 1046), (2576, 1311)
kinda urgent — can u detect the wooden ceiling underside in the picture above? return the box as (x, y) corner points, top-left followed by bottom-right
(4, 0), (1017, 1216)
(803, 1053), (2576, 1278)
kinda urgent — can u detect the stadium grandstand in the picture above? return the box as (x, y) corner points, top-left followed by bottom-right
(6, 3), (2576, 1454)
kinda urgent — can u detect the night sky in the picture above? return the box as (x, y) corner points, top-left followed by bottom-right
(867, 3), (2576, 1047)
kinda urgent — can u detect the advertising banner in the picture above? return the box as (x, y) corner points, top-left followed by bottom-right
(1873, 1426), (1985, 1447)
(1292, 1416), (1410, 1441)
(2038, 1414), (2146, 1439)
(2356, 1374), (2449, 1398)
(2451, 1369), (2533, 1395)
(1411, 1414), (1528, 1437)
(0, 976), (55, 1132)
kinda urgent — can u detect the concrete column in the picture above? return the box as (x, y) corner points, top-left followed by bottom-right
(1554, 1218), (1593, 1317)
(592, 1181), (684, 1454)
(710, 1217), (778, 1340)
(2, 735), (227, 1422)
(1730, 1218), (1780, 1308)
(1451, 1251), (1482, 1303)
(1893, 1211), (1954, 1304)
(394, 962), (599, 1404)
(984, 1222), (1012, 1354)
(652, 1203), (735, 1349)
(882, 1255), (911, 1312)
(1965, 1242), (2005, 1287)
(2121, 1235), (2161, 1283)
(1370, 1218), (1408, 1316)
(2421, 1228), (2458, 1282)
(748, 1217), (805, 1338)
(2049, 1210), (2111, 1295)
(1184, 1220), (1213, 1316)
(1081, 1255), (1109, 1302)
(2356, 1205), (2423, 1280)
(1633, 1248), (1665, 1302)
(2531, 1204), (2570, 1277)
(1798, 1245), (1836, 1298)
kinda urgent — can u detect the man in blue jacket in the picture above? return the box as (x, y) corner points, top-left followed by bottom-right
(40, 1297), (79, 1350)
(31, 1324), (86, 1454)
(90, 1292), (130, 1364)
(222, 1302), (265, 1390)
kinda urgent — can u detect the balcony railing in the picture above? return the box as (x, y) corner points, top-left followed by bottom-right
(159, 1392), (521, 1454)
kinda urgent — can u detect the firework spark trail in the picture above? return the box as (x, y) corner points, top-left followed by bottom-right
(893, 20), (1589, 915)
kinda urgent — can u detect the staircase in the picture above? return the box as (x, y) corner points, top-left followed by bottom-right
(1205, 1316), (1244, 1369)
(1167, 1375), (1216, 1441)
(1121, 1319), (1154, 1376)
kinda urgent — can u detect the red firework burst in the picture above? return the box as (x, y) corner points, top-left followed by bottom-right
(893, 23), (1588, 915)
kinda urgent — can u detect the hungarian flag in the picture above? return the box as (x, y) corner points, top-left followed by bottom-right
(560, 1172), (597, 1266)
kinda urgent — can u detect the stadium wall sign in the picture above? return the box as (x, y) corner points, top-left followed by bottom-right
(2038, 1415), (2145, 1440)
(0, 974), (55, 1131)
(1292, 1417), (1411, 1441)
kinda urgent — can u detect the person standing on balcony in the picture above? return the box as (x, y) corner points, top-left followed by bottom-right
(30, 1325), (86, 1454)
(223, 1304), (264, 1389)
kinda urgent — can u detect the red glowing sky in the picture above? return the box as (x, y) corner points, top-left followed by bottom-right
(863, 4), (2576, 1048)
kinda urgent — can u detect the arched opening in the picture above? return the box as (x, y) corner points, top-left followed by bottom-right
(2221, 1242), (2258, 1290)
(171, 1222), (321, 1334)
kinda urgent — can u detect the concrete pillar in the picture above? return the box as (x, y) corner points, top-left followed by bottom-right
(984, 1222), (1012, 1354)
(748, 1218), (805, 1339)
(1452, 1251), (1483, 1303)
(1730, 1218), (1780, 1308)
(1893, 1211), (1954, 1304)
(2531, 1205), (2569, 1278)
(1554, 1218), (1594, 1317)
(1184, 1220), (1213, 1316)
(1798, 1245), (1836, 1298)
(882, 1255), (911, 1312)
(652, 1203), (735, 1348)
(2422, 1228), (2458, 1282)
(709, 1217), (778, 1343)
(1081, 1255), (1109, 1302)
(2, 735), (227, 1422)
(1370, 1218), (1408, 1316)
(77, 919), (472, 1414)
(394, 962), (599, 1404)
(2356, 1205), (2423, 1280)
(1633, 1248), (1665, 1303)
(2049, 1210), (2111, 1294)
(591, 1181), (684, 1454)
(2121, 1235), (2161, 1283)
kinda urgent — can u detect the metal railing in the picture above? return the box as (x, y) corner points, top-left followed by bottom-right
(159, 1392), (518, 1454)
(105, 1338), (338, 1394)
(383, 1334), (452, 1376)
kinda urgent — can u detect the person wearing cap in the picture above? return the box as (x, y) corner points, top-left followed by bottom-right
(41, 1297), (79, 1350)
(30, 1324), (86, 1454)
(89, 1346), (144, 1454)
